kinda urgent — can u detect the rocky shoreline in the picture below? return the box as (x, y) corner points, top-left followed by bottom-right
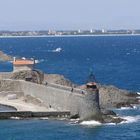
(3, 69), (140, 111)
(0, 51), (13, 61)
(46, 74), (139, 124)
(0, 70), (138, 124)
(0, 50), (139, 124)
(43, 73), (139, 124)
(42, 73), (139, 110)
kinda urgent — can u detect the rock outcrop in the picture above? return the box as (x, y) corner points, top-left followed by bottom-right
(98, 84), (139, 109)
(78, 83), (139, 109)
(0, 51), (12, 61)
(10, 70), (44, 84)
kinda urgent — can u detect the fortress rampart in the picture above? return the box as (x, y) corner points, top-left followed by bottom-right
(0, 78), (100, 120)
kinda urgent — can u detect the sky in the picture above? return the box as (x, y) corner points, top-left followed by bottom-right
(0, 0), (140, 30)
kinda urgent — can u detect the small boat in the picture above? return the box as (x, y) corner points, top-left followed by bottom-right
(52, 47), (62, 52)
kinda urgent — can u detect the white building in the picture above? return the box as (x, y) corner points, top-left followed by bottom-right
(90, 29), (93, 33)
(102, 29), (106, 33)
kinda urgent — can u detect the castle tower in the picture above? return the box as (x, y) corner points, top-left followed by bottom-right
(79, 84), (101, 120)
(86, 69), (98, 90)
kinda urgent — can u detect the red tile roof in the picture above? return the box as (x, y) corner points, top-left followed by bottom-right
(13, 60), (34, 65)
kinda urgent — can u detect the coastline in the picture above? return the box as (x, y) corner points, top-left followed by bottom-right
(0, 69), (139, 123)
(0, 34), (140, 38)
(0, 45), (139, 124)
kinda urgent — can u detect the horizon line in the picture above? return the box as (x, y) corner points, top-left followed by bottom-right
(0, 29), (140, 32)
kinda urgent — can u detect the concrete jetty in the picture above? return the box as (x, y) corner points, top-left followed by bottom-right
(0, 111), (70, 119)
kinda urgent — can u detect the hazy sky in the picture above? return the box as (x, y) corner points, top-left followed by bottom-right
(0, 0), (140, 30)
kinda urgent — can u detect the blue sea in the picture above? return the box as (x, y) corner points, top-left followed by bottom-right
(0, 35), (140, 140)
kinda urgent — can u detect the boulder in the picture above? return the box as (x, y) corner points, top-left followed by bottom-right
(97, 84), (139, 109)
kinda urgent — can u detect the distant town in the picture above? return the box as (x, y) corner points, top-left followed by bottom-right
(0, 29), (140, 36)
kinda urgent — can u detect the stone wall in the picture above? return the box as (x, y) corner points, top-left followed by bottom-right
(0, 79), (21, 92)
(0, 79), (100, 120)
(0, 72), (11, 80)
(13, 65), (33, 72)
(20, 81), (100, 120)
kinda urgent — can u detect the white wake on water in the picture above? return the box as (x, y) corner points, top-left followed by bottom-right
(114, 105), (138, 110)
(48, 47), (62, 53)
(34, 59), (45, 64)
(121, 115), (140, 124)
(77, 114), (140, 126)
(80, 120), (102, 126)
(39, 117), (49, 120)
(120, 106), (137, 110)
(52, 47), (62, 52)
(10, 117), (21, 120)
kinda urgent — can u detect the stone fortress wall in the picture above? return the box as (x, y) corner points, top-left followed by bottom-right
(0, 72), (100, 120)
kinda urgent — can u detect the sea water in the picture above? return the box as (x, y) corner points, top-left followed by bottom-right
(0, 36), (139, 140)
